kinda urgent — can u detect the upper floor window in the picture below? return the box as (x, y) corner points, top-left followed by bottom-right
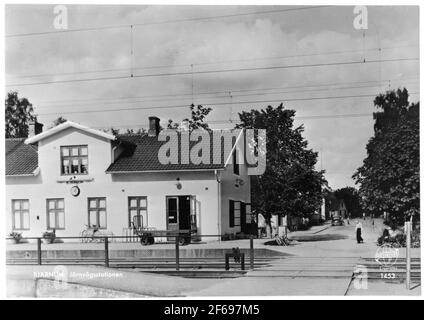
(12, 199), (30, 230)
(61, 145), (88, 175)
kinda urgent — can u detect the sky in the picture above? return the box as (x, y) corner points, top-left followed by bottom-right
(4, 5), (420, 189)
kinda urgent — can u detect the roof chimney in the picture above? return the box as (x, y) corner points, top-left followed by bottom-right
(28, 120), (43, 138)
(180, 119), (189, 131)
(148, 116), (160, 137)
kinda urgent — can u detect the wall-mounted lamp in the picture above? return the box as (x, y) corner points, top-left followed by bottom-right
(176, 177), (182, 190)
(235, 178), (244, 188)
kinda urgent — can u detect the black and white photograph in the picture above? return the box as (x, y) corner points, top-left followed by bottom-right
(1, 2), (422, 302)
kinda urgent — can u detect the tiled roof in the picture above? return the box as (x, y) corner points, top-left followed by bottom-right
(6, 138), (38, 176)
(106, 132), (234, 173)
(6, 130), (239, 175)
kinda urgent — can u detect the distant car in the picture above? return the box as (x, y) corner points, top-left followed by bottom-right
(331, 214), (344, 226)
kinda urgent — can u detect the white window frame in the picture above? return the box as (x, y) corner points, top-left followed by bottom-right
(12, 199), (30, 230)
(46, 198), (65, 230)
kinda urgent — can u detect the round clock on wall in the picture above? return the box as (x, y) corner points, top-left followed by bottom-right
(71, 185), (80, 197)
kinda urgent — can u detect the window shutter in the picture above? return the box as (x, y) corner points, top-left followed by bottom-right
(229, 200), (234, 228)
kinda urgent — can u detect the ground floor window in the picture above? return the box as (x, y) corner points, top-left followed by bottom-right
(128, 196), (147, 228)
(88, 197), (107, 229)
(12, 199), (30, 230)
(47, 198), (65, 230)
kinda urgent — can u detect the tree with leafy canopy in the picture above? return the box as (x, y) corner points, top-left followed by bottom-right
(353, 88), (419, 226)
(5, 91), (36, 138)
(334, 187), (361, 218)
(167, 104), (212, 130)
(236, 103), (326, 223)
(125, 128), (146, 134)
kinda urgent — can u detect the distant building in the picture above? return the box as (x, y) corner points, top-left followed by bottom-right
(329, 198), (347, 220)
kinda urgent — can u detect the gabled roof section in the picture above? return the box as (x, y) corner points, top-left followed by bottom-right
(6, 138), (39, 176)
(25, 121), (115, 144)
(106, 130), (241, 173)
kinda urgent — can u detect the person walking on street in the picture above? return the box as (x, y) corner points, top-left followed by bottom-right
(356, 220), (364, 243)
(363, 212), (366, 220)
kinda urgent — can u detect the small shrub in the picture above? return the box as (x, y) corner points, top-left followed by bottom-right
(9, 232), (22, 244)
(42, 229), (56, 244)
(377, 228), (420, 248)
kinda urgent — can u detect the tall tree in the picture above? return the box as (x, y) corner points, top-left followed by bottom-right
(237, 104), (326, 221)
(5, 91), (36, 138)
(334, 187), (361, 218)
(167, 104), (212, 130)
(353, 89), (419, 226)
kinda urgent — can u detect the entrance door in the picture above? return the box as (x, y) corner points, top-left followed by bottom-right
(166, 195), (192, 240)
(240, 201), (246, 232)
(241, 203), (255, 234)
(166, 196), (179, 233)
(178, 195), (191, 231)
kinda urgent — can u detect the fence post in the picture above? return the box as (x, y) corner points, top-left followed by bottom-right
(175, 236), (180, 271)
(37, 238), (42, 265)
(250, 235), (254, 269)
(406, 221), (411, 289)
(104, 237), (109, 268)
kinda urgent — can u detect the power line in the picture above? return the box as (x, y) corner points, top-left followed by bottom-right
(36, 76), (419, 105)
(7, 44), (417, 80)
(6, 57), (419, 87)
(35, 79), (419, 110)
(5, 6), (329, 38)
(90, 113), (377, 130)
(35, 92), (419, 116)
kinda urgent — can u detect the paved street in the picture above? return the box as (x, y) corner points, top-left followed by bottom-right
(189, 218), (420, 296)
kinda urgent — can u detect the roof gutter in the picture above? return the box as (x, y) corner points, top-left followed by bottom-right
(6, 167), (40, 177)
(105, 168), (225, 174)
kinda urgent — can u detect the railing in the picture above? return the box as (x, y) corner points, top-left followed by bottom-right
(122, 228), (138, 242)
(6, 233), (256, 271)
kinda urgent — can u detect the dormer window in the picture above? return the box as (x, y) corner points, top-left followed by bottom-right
(61, 145), (88, 175)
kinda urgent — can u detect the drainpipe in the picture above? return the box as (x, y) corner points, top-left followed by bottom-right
(215, 170), (222, 241)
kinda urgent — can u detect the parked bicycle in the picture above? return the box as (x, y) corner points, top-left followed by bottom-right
(274, 234), (291, 246)
(80, 225), (113, 243)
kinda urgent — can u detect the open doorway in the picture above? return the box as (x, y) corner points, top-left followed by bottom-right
(166, 195), (197, 240)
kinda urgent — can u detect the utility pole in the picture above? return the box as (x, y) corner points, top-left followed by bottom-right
(405, 220), (411, 290)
